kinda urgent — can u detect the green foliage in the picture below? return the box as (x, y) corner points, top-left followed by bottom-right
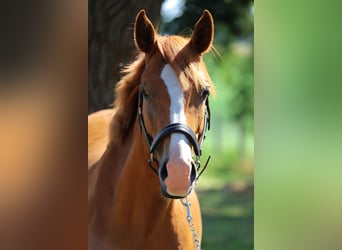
(204, 43), (254, 133)
(197, 47), (254, 248)
(162, 0), (254, 45)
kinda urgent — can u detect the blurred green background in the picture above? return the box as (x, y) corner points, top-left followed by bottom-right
(160, 1), (254, 249)
(255, 1), (342, 250)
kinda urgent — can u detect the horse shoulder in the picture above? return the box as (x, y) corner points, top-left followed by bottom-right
(88, 109), (115, 169)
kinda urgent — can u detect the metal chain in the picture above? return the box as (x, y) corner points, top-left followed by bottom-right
(180, 197), (201, 250)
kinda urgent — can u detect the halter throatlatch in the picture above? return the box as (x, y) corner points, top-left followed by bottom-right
(138, 89), (211, 196)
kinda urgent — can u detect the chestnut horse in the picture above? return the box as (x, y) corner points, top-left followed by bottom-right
(88, 10), (215, 250)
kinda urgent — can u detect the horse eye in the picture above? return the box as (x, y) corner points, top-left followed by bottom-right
(142, 89), (150, 99)
(201, 89), (209, 100)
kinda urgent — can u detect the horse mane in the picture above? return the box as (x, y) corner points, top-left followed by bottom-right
(110, 35), (215, 145)
(109, 52), (145, 145)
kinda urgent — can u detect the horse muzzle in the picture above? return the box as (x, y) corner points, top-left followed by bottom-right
(158, 158), (197, 199)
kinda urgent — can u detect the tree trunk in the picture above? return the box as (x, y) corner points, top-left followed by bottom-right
(88, 0), (162, 113)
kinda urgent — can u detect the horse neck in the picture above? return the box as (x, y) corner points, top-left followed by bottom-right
(90, 118), (201, 248)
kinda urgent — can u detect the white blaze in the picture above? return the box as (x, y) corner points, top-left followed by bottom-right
(160, 64), (192, 162)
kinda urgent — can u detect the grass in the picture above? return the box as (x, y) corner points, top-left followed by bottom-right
(192, 123), (254, 249)
(195, 144), (254, 250)
(198, 187), (254, 250)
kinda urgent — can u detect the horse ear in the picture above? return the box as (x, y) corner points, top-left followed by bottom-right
(134, 10), (156, 53)
(190, 10), (214, 54)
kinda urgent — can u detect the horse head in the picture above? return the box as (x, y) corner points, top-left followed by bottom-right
(134, 10), (214, 198)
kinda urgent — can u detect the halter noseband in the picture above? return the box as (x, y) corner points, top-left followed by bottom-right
(138, 89), (211, 181)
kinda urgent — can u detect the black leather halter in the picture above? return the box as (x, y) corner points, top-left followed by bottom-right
(138, 89), (211, 182)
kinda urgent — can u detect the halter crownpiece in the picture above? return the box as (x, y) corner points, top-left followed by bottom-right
(138, 88), (212, 198)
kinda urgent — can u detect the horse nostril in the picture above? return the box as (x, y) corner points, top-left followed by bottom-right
(159, 159), (168, 182)
(190, 161), (197, 182)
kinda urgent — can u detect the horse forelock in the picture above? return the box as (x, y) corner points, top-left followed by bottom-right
(110, 34), (215, 145)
